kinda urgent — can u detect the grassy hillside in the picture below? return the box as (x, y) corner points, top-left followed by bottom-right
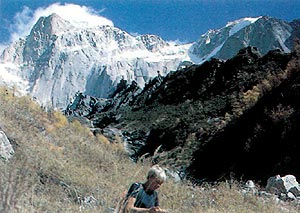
(0, 87), (299, 212)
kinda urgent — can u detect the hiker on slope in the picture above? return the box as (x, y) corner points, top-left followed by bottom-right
(124, 165), (168, 213)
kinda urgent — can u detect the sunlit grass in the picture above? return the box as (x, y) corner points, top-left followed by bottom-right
(0, 87), (299, 212)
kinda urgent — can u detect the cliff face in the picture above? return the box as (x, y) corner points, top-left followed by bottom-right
(0, 13), (191, 109)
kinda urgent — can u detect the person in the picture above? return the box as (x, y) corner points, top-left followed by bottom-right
(124, 165), (168, 213)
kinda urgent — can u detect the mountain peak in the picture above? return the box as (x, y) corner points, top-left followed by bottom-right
(225, 16), (262, 27)
(0, 12), (191, 108)
(225, 16), (262, 36)
(32, 13), (71, 35)
(190, 16), (297, 63)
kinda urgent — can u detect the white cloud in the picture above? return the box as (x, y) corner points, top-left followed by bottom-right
(9, 6), (34, 43)
(8, 3), (114, 44)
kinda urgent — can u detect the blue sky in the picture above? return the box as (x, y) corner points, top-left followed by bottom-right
(0, 0), (300, 46)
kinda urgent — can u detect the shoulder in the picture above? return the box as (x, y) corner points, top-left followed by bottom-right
(129, 182), (142, 191)
(127, 182), (142, 197)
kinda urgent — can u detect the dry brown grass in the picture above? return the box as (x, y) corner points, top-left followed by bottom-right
(0, 87), (299, 212)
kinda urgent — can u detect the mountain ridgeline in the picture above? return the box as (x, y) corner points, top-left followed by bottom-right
(1, 14), (300, 109)
(190, 16), (300, 62)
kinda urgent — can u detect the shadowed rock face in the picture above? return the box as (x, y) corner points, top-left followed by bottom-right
(65, 46), (300, 183)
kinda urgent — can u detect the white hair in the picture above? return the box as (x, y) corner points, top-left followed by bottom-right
(147, 165), (167, 182)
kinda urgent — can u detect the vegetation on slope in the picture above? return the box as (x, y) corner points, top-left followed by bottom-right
(0, 87), (299, 212)
(79, 47), (300, 183)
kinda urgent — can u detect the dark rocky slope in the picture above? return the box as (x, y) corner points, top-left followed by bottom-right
(65, 46), (300, 184)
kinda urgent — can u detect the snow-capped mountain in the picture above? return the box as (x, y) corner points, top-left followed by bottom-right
(0, 14), (299, 109)
(0, 13), (191, 109)
(190, 16), (299, 63)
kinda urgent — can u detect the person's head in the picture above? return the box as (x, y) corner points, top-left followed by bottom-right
(145, 165), (166, 191)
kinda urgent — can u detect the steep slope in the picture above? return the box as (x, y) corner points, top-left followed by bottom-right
(66, 47), (300, 183)
(0, 13), (191, 109)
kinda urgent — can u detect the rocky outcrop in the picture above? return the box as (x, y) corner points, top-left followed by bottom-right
(266, 175), (300, 198)
(239, 175), (300, 205)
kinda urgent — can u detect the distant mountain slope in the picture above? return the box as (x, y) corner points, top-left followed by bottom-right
(0, 14), (299, 110)
(190, 16), (299, 63)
